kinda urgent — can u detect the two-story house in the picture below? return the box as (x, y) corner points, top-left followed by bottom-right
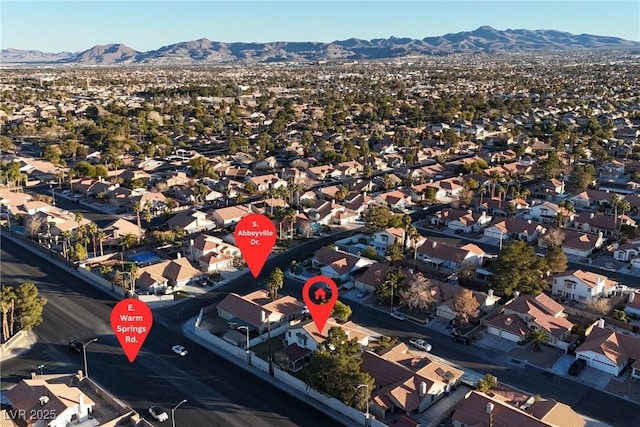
(484, 218), (546, 243)
(430, 209), (492, 233)
(486, 293), (573, 349)
(311, 246), (373, 281)
(187, 234), (241, 272)
(550, 270), (618, 304)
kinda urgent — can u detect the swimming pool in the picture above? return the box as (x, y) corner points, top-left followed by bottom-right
(128, 251), (163, 265)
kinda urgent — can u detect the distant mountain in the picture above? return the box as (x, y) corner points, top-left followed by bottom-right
(2, 26), (639, 65)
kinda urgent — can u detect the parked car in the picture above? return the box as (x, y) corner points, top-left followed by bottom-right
(452, 335), (471, 345)
(600, 264), (616, 272)
(409, 338), (432, 352)
(569, 358), (587, 376)
(172, 345), (188, 356)
(68, 340), (82, 353)
(390, 311), (406, 321)
(357, 289), (370, 298)
(148, 405), (168, 422)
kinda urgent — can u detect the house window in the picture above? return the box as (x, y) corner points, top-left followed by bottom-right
(565, 281), (576, 290)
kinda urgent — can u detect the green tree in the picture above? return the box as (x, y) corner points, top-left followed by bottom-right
(477, 374), (498, 393)
(71, 243), (88, 261)
(119, 233), (138, 252)
(304, 327), (374, 410)
(545, 246), (568, 274)
(15, 282), (47, 331)
(528, 328), (548, 352)
(266, 267), (284, 301)
(331, 300), (352, 323)
(385, 241), (405, 264)
(489, 240), (547, 296)
(362, 205), (392, 231)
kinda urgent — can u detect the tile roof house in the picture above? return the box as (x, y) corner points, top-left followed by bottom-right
(416, 239), (486, 272)
(430, 208), (492, 233)
(135, 255), (201, 292)
(166, 209), (216, 234)
(624, 291), (640, 318)
(285, 318), (370, 352)
(452, 390), (586, 427)
(353, 262), (392, 293)
(483, 218), (546, 243)
(576, 324), (640, 377)
(217, 290), (304, 334)
(360, 343), (463, 422)
(432, 282), (499, 321)
(6, 375), (95, 427)
(550, 269), (618, 304)
(208, 204), (253, 229)
(486, 293), (573, 348)
(187, 234), (241, 273)
(312, 246), (374, 280)
(373, 227), (406, 250)
(570, 212), (636, 238)
(375, 190), (411, 211)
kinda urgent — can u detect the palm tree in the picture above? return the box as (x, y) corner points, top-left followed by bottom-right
(479, 185), (487, 208)
(528, 328), (548, 352)
(618, 199), (631, 237)
(285, 209), (297, 239)
(119, 233), (138, 253)
(143, 201), (153, 225)
(401, 214), (412, 251)
(87, 222), (98, 257)
(132, 201), (142, 241)
(96, 229), (106, 257)
(60, 230), (72, 259)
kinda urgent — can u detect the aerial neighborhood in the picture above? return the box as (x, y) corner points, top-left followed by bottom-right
(1, 48), (640, 427)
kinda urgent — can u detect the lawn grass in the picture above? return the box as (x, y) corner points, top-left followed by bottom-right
(251, 337), (285, 360)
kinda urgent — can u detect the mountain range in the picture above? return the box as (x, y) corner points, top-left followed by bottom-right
(3, 26), (639, 65)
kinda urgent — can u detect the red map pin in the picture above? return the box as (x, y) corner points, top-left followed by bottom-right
(110, 298), (153, 362)
(234, 213), (276, 278)
(302, 275), (339, 334)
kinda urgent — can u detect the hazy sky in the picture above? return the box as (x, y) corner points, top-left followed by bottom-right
(3, 1), (639, 52)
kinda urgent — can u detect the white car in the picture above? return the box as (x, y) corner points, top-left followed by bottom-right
(600, 264), (616, 272)
(409, 338), (433, 352)
(172, 345), (188, 356)
(148, 405), (168, 422)
(390, 311), (406, 321)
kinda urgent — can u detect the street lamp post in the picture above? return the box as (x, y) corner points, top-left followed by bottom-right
(50, 184), (56, 207)
(171, 399), (187, 427)
(357, 383), (370, 426)
(83, 338), (98, 379)
(37, 364), (45, 376)
(237, 326), (250, 364)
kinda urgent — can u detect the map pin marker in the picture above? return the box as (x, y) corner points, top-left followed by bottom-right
(110, 298), (153, 362)
(234, 213), (276, 278)
(302, 275), (339, 334)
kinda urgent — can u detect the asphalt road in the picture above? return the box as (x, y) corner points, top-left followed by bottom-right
(0, 236), (342, 427)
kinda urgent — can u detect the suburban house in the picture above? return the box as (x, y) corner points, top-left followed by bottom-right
(360, 343), (463, 421)
(166, 209), (217, 234)
(187, 234), (241, 272)
(217, 290), (304, 335)
(305, 200), (345, 226)
(416, 240), (486, 272)
(576, 324), (640, 377)
(571, 212), (635, 238)
(353, 262), (392, 293)
(613, 240), (640, 263)
(555, 229), (605, 258)
(135, 255), (201, 293)
(373, 227), (407, 251)
(550, 270), (618, 304)
(568, 189), (614, 209)
(311, 246), (373, 280)
(430, 209), (492, 233)
(525, 201), (575, 226)
(452, 390), (586, 427)
(6, 374), (95, 427)
(208, 204), (253, 229)
(624, 291), (640, 318)
(375, 190), (412, 211)
(484, 218), (546, 243)
(285, 318), (370, 352)
(486, 293), (573, 349)
(103, 218), (141, 239)
(247, 174), (287, 192)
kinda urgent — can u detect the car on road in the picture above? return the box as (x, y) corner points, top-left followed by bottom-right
(172, 345), (188, 356)
(356, 289), (370, 298)
(68, 340), (82, 353)
(148, 405), (168, 422)
(389, 311), (406, 321)
(569, 358), (587, 376)
(409, 338), (432, 352)
(61, 189), (71, 195)
(600, 264), (617, 272)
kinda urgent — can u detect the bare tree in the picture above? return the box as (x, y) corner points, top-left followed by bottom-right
(399, 274), (435, 311)
(24, 214), (46, 238)
(541, 228), (565, 248)
(587, 298), (612, 316)
(453, 289), (480, 324)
